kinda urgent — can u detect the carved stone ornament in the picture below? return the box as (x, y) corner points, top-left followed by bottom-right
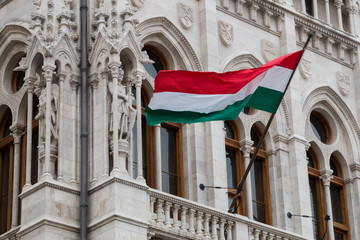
(177, 2), (193, 29)
(299, 59), (311, 80)
(131, 0), (144, 8)
(261, 39), (278, 62)
(336, 71), (351, 96)
(218, 20), (233, 47)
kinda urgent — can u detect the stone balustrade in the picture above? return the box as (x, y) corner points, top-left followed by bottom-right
(148, 189), (308, 240)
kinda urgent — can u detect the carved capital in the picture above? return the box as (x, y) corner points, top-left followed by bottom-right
(24, 76), (37, 92)
(42, 65), (56, 82)
(57, 72), (67, 82)
(334, 0), (343, 8)
(70, 74), (80, 91)
(133, 71), (145, 87)
(108, 62), (123, 80)
(320, 169), (333, 187)
(240, 139), (253, 158)
(89, 73), (99, 90)
(10, 124), (25, 144)
(100, 68), (109, 80)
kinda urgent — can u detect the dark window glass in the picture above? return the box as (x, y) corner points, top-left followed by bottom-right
(1, 115), (12, 139)
(11, 70), (25, 92)
(310, 113), (329, 143)
(307, 151), (315, 168)
(334, 231), (345, 240)
(226, 149), (237, 188)
(144, 48), (165, 78)
(0, 148), (10, 234)
(309, 178), (321, 240)
(250, 159), (266, 223)
(31, 130), (39, 184)
(251, 128), (265, 149)
(224, 121), (235, 139)
(330, 186), (343, 224)
(161, 127), (178, 195)
(305, 0), (313, 15)
(330, 156), (340, 177)
(243, 107), (254, 115)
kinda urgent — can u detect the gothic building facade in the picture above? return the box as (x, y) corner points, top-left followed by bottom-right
(0, 0), (360, 239)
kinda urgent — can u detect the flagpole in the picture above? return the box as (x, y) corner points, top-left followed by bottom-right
(228, 32), (313, 214)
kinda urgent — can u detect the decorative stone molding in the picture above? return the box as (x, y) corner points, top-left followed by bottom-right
(10, 124), (25, 144)
(69, 74), (80, 91)
(131, 0), (144, 8)
(235, 0), (246, 16)
(336, 71), (351, 96)
(220, 0), (229, 9)
(299, 59), (311, 80)
(177, 3), (193, 30)
(261, 39), (278, 62)
(89, 73), (99, 90)
(218, 20), (233, 47)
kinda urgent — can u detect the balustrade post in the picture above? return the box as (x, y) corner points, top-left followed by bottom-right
(164, 201), (172, 227)
(268, 233), (275, 240)
(173, 204), (180, 230)
(156, 199), (165, 226)
(219, 219), (226, 240)
(196, 211), (204, 236)
(248, 227), (254, 239)
(150, 197), (156, 226)
(226, 221), (233, 240)
(211, 216), (218, 240)
(204, 214), (211, 238)
(254, 229), (261, 240)
(189, 209), (196, 234)
(180, 206), (188, 232)
(260, 231), (268, 240)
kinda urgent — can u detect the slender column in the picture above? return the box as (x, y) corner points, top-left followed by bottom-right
(312, 0), (318, 18)
(241, 142), (253, 219)
(42, 65), (56, 179)
(180, 206), (188, 231)
(335, 0), (344, 30)
(24, 77), (37, 187)
(348, 6), (356, 35)
(154, 124), (161, 190)
(325, 0), (331, 24)
(320, 170), (335, 240)
(89, 73), (99, 182)
(100, 69), (109, 177)
(156, 199), (165, 226)
(301, 0), (306, 13)
(57, 73), (66, 181)
(204, 214), (211, 237)
(109, 62), (121, 174)
(134, 73), (145, 181)
(10, 124), (24, 227)
(69, 75), (80, 184)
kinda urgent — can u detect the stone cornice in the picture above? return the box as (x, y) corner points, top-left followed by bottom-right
(19, 179), (80, 199)
(350, 162), (360, 172)
(88, 213), (149, 232)
(88, 175), (148, 195)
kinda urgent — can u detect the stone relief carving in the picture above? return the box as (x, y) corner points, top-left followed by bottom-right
(336, 71), (351, 96)
(299, 59), (311, 80)
(218, 20), (233, 46)
(131, 0), (144, 8)
(261, 39), (277, 62)
(177, 2), (193, 29)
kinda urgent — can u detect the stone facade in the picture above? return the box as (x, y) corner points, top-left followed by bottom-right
(0, 0), (360, 240)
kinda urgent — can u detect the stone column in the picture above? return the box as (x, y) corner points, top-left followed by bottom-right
(335, 0), (344, 31)
(312, 0), (318, 18)
(24, 76), (37, 187)
(70, 74), (80, 184)
(10, 124), (24, 227)
(320, 170), (335, 240)
(348, 6), (356, 35)
(240, 141), (253, 219)
(109, 62), (121, 175)
(57, 72), (66, 181)
(100, 69), (109, 178)
(89, 73), (99, 183)
(154, 124), (161, 190)
(134, 72), (145, 182)
(42, 65), (56, 179)
(325, 0), (331, 24)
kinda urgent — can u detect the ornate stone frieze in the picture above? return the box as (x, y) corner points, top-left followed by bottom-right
(336, 71), (351, 96)
(299, 59), (311, 80)
(261, 39), (278, 62)
(218, 20), (233, 47)
(177, 3), (193, 30)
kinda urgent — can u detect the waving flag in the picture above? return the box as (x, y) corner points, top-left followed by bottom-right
(145, 50), (303, 126)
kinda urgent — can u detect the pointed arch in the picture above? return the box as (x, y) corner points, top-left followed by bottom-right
(137, 17), (202, 72)
(220, 53), (263, 72)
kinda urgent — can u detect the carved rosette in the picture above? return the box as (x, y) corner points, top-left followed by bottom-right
(177, 2), (193, 29)
(218, 20), (233, 47)
(299, 59), (311, 80)
(336, 71), (351, 96)
(261, 39), (278, 62)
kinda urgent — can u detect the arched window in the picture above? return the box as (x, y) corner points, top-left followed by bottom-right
(250, 126), (271, 224)
(0, 109), (13, 234)
(310, 111), (331, 144)
(224, 120), (245, 215)
(132, 46), (183, 197)
(329, 155), (349, 240)
(307, 147), (326, 239)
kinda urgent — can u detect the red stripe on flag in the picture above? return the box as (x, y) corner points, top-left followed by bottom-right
(153, 50), (303, 95)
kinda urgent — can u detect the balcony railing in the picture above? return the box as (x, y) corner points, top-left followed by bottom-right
(148, 189), (309, 240)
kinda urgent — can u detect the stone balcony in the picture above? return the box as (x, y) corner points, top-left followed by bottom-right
(148, 189), (309, 240)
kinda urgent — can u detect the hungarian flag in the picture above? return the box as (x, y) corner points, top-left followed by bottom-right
(145, 50), (303, 126)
